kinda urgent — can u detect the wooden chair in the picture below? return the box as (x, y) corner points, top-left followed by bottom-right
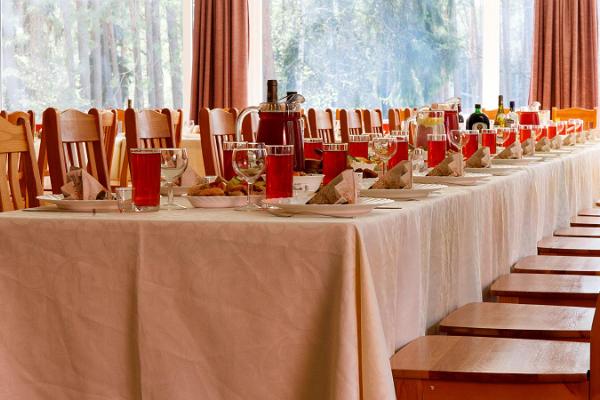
(307, 108), (335, 143)
(43, 108), (110, 194)
(572, 216), (600, 227)
(538, 236), (600, 256)
(362, 109), (384, 134)
(162, 108), (183, 147)
(490, 273), (600, 307)
(439, 302), (593, 341)
(98, 109), (118, 177)
(2, 111), (38, 192)
(552, 107), (598, 129)
(301, 113), (311, 138)
(339, 109), (364, 143)
(514, 255), (600, 276)
(198, 107), (238, 177)
(482, 108), (498, 121)
(388, 108), (408, 131)
(0, 114), (42, 210)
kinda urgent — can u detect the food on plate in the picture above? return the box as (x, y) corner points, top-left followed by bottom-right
(187, 177), (265, 197)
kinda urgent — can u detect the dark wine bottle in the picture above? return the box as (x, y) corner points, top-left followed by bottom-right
(466, 104), (490, 131)
(266, 80), (278, 110)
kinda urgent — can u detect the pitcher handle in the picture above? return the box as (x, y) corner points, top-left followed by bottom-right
(235, 106), (260, 142)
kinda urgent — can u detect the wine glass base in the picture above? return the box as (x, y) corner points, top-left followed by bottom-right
(235, 203), (263, 212)
(161, 203), (187, 211)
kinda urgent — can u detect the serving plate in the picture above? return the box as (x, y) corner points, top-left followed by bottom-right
(413, 173), (492, 186)
(37, 194), (119, 212)
(187, 195), (263, 208)
(491, 156), (544, 165)
(262, 197), (393, 217)
(465, 166), (521, 176)
(360, 184), (446, 200)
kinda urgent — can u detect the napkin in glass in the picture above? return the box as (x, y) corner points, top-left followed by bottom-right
(563, 133), (576, 146)
(465, 147), (491, 168)
(427, 152), (464, 177)
(495, 141), (523, 159)
(308, 169), (358, 204)
(535, 137), (551, 152)
(551, 135), (562, 149)
(521, 138), (535, 156)
(371, 160), (412, 189)
(61, 167), (111, 200)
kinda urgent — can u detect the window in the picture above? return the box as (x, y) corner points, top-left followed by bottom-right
(1, 0), (184, 115)
(262, 0), (534, 114)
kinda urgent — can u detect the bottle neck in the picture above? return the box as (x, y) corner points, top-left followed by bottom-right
(474, 107), (482, 114)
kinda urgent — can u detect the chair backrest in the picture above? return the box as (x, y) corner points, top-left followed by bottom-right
(388, 108), (406, 131)
(0, 115), (42, 211)
(98, 109), (118, 176)
(552, 107), (598, 129)
(301, 113), (311, 138)
(363, 109), (384, 134)
(162, 108), (183, 147)
(199, 107), (239, 176)
(43, 108), (110, 194)
(1, 110), (40, 175)
(308, 108), (335, 143)
(339, 109), (364, 143)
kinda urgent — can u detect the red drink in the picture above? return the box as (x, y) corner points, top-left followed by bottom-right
(519, 126), (533, 143)
(303, 138), (323, 160)
(444, 110), (460, 151)
(462, 132), (479, 159)
(256, 111), (304, 171)
(348, 135), (370, 158)
(427, 135), (447, 167)
(222, 142), (247, 180)
(547, 125), (557, 139)
(534, 126), (546, 141)
(266, 152), (294, 199)
(481, 129), (496, 154)
(130, 149), (161, 210)
(322, 144), (348, 184)
(519, 111), (540, 125)
(388, 139), (409, 169)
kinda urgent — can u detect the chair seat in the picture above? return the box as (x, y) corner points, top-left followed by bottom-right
(514, 255), (600, 275)
(439, 302), (593, 340)
(391, 335), (589, 383)
(571, 216), (600, 227)
(538, 236), (600, 256)
(490, 273), (600, 307)
(555, 227), (600, 238)
(579, 209), (600, 217)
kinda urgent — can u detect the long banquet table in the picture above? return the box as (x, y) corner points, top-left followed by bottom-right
(2, 143), (600, 399)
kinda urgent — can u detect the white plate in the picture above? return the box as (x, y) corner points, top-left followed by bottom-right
(413, 173), (492, 186)
(161, 185), (191, 196)
(465, 166), (521, 176)
(263, 197), (393, 217)
(360, 184), (447, 200)
(491, 156), (543, 165)
(293, 174), (324, 192)
(187, 195), (263, 208)
(37, 194), (119, 212)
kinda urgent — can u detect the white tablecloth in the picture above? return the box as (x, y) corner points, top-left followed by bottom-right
(1, 144), (600, 399)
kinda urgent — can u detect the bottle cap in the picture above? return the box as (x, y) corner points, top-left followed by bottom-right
(475, 103), (481, 108)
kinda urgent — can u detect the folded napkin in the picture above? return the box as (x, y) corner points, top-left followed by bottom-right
(535, 137), (551, 153)
(551, 135), (562, 150)
(371, 160), (412, 189)
(577, 132), (586, 144)
(521, 138), (535, 156)
(308, 169), (358, 205)
(61, 167), (111, 200)
(179, 167), (200, 187)
(495, 141), (523, 159)
(465, 147), (491, 168)
(563, 134), (576, 146)
(427, 152), (464, 177)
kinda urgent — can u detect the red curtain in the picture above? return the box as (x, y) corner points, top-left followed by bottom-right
(529, 0), (598, 109)
(190, 0), (249, 119)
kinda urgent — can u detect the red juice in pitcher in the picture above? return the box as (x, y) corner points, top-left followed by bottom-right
(322, 144), (348, 184)
(256, 111), (304, 171)
(266, 148), (294, 199)
(130, 149), (161, 210)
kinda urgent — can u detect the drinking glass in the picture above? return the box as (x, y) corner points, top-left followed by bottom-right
(116, 187), (133, 213)
(388, 131), (409, 169)
(232, 143), (267, 211)
(303, 137), (323, 160)
(322, 143), (348, 184)
(557, 121), (567, 136)
(266, 145), (294, 199)
(130, 148), (161, 212)
(460, 130), (479, 159)
(183, 120), (195, 135)
(222, 141), (247, 180)
(481, 128), (497, 154)
(427, 133), (447, 167)
(519, 125), (533, 143)
(348, 134), (370, 158)
(546, 122), (557, 140)
(498, 127), (518, 147)
(372, 136), (398, 176)
(533, 125), (546, 141)
(160, 148), (189, 210)
(416, 110), (445, 150)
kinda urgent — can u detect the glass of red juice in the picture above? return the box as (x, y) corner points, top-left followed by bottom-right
(546, 123), (557, 139)
(303, 138), (323, 160)
(322, 143), (348, 184)
(461, 130), (479, 159)
(388, 132), (409, 169)
(519, 125), (533, 143)
(533, 125), (546, 141)
(481, 128), (497, 154)
(557, 121), (567, 136)
(130, 149), (161, 212)
(222, 141), (247, 180)
(427, 133), (447, 168)
(266, 145), (294, 199)
(348, 134), (370, 158)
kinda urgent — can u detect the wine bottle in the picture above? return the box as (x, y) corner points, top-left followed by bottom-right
(266, 80), (278, 111)
(505, 101), (518, 128)
(466, 104), (490, 131)
(494, 95), (506, 127)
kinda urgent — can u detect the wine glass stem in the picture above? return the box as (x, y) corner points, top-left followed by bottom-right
(246, 181), (254, 206)
(167, 181), (174, 206)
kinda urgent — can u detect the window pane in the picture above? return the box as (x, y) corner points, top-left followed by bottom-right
(264, 0), (533, 113)
(1, 0), (183, 115)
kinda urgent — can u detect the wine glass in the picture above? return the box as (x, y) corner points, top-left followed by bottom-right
(232, 143), (267, 211)
(159, 148), (189, 210)
(183, 120), (195, 136)
(371, 137), (398, 176)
